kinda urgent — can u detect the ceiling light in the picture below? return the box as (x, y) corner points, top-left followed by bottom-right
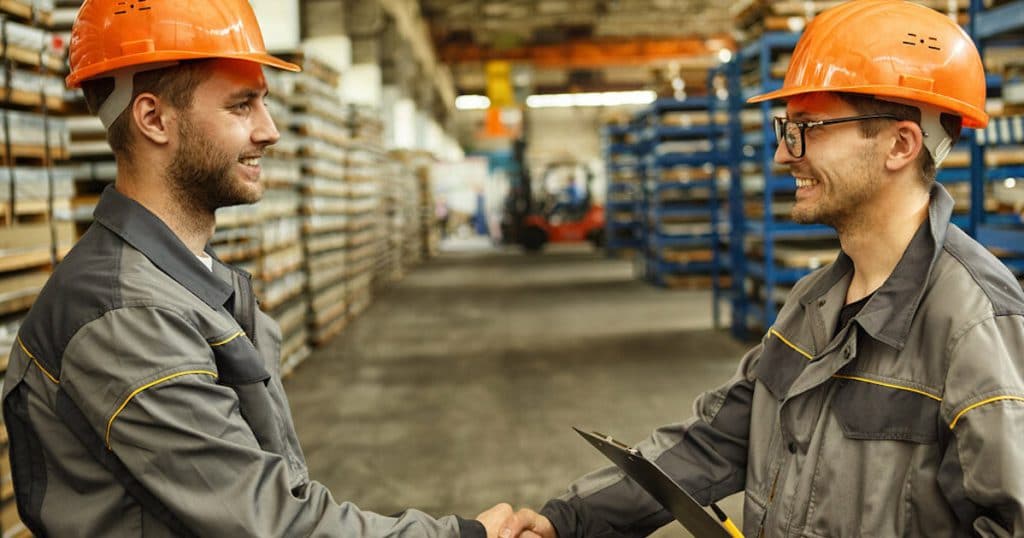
(526, 90), (657, 108)
(456, 95), (491, 110)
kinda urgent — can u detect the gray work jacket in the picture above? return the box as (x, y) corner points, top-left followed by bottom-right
(2, 185), (482, 537)
(542, 184), (1024, 537)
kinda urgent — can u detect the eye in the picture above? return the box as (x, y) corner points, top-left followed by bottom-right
(233, 101), (253, 112)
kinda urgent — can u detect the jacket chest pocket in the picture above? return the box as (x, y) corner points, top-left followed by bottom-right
(832, 375), (941, 444)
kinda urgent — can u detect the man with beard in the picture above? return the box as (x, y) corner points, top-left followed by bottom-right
(1, 1), (511, 535)
(494, 1), (1024, 536)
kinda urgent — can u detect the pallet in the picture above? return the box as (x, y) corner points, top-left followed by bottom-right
(279, 338), (310, 375)
(0, 270), (48, 316)
(0, 220), (72, 271)
(657, 111), (729, 128)
(0, 143), (68, 164)
(660, 248), (714, 264)
(311, 311), (349, 346)
(0, 198), (72, 223)
(212, 242), (260, 264)
(0, 0), (53, 25)
(293, 123), (349, 148)
(347, 296), (372, 319)
(311, 284), (347, 314)
(0, 87), (65, 112)
(278, 51), (342, 88)
(303, 217), (349, 235)
(305, 233), (348, 255)
(257, 245), (303, 281)
(945, 147), (1024, 168)
(279, 344), (312, 379)
(258, 278), (305, 312)
(271, 298), (309, 338)
(307, 249), (347, 273)
(307, 263), (347, 291)
(659, 274), (732, 290)
(0, 43), (62, 73)
(750, 240), (839, 269)
(657, 167), (715, 183)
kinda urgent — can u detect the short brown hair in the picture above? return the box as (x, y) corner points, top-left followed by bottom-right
(835, 92), (962, 186)
(80, 60), (210, 161)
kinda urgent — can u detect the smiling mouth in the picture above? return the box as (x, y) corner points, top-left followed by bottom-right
(238, 156), (261, 167)
(795, 177), (819, 188)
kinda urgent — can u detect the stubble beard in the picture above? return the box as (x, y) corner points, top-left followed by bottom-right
(789, 150), (884, 234)
(166, 112), (262, 216)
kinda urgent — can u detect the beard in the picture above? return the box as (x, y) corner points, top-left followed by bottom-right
(791, 148), (884, 233)
(166, 113), (262, 214)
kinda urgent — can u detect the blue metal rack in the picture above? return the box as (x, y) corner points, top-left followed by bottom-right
(724, 31), (843, 338)
(709, 65), (735, 329)
(632, 92), (728, 290)
(601, 124), (643, 255)
(969, 0), (1024, 278)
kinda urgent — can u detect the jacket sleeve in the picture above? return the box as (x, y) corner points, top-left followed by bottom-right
(60, 306), (481, 537)
(540, 341), (763, 538)
(939, 314), (1024, 537)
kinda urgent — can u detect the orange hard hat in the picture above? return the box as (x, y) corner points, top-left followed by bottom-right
(748, 0), (988, 128)
(66, 0), (300, 88)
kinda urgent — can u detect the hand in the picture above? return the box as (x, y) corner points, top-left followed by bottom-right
(499, 508), (557, 538)
(476, 503), (514, 538)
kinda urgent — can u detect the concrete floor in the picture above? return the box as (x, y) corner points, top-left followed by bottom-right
(284, 242), (752, 537)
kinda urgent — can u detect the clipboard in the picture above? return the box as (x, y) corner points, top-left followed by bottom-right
(575, 427), (742, 538)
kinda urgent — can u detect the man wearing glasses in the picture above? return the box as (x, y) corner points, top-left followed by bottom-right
(494, 1), (1024, 536)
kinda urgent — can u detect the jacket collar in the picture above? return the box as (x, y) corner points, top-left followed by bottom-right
(92, 184), (233, 309)
(799, 183), (954, 350)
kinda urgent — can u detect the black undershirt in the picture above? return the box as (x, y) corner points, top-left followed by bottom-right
(835, 293), (873, 338)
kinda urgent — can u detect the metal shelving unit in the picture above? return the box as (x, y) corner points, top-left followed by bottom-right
(633, 97), (727, 288)
(727, 31), (839, 337)
(601, 123), (642, 256)
(969, 0), (1024, 279)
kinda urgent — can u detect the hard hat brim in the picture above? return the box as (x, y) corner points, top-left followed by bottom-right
(747, 85), (989, 129)
(66, 51), (301, 88)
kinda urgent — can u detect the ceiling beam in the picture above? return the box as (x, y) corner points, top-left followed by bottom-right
(437, 36), (733, 68)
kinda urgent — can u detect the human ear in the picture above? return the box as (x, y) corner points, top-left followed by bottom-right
(131, 93), (172, 146)
(885, 121), (924, 172)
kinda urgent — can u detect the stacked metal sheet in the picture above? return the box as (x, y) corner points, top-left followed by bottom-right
(375, 157), (404, 287)
(1, 3), (66, 536)
(341, 124), (382, 321)
(293, 61), (354, 346)
(389, 150), (438, 261)
(414, 155), (441, 259)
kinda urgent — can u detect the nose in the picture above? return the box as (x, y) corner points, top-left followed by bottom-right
(774, 138), (798, 165)
(252, 102), (280, 146)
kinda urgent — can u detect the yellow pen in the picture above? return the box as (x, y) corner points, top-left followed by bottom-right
(710, 503), (744, 538)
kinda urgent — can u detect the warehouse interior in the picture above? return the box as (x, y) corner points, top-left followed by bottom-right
(0, 0), (1022, 535)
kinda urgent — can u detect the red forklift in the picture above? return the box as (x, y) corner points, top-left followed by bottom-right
(518, 160), (605, 252)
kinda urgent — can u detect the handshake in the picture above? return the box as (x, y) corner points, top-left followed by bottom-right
(474, 503), (556, 538)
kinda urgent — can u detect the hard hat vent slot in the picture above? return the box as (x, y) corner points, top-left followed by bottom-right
(902, 33), (942, 51)
(113, 0), (150, 15)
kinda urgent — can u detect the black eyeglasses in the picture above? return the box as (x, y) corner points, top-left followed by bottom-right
(773, 114), (901, 158)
